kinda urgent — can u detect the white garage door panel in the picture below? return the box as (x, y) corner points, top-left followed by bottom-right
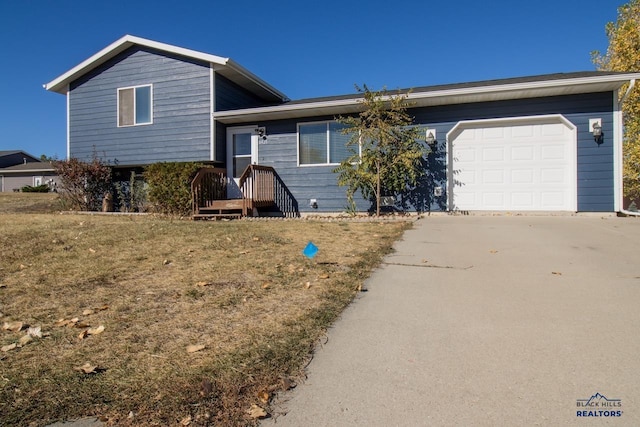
(451, 119), (575, 211)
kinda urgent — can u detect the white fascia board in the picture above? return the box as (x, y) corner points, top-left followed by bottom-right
(213, 73), (640, 124)
(44, 35), (230, 94)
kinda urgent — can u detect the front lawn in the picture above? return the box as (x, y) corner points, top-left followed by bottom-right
(0, 213), (409, 426)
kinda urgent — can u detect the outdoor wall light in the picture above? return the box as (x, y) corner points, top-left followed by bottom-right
(255, 127), (267, 141)
(590, 119), (603, 145)
(426, 130), (437, 149)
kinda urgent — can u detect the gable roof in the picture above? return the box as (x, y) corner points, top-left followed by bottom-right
(213, 71), (640, 124)
(44, 35), (288, 103)
(1, 150), (35, 157)
(0, 162), (55, 173)
(0, 150), (40, 162)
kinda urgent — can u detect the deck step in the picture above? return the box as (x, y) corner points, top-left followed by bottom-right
(193, 213), (242, 220)
(201, 199), (244, 211)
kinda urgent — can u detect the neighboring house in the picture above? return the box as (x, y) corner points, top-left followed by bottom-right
(45, 35), (640, 214)
(0, 162), (58, 193)
(0, 150), (40, 169)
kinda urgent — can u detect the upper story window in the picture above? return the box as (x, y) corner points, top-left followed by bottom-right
(118, 85), (152, 127)
(298, 121), (351, 166)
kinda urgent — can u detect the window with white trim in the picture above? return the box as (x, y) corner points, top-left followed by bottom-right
(118, 85), (152, 127)
(298, 121), (351, 165)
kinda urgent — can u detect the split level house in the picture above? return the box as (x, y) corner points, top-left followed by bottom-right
(44, 35), (640, 216)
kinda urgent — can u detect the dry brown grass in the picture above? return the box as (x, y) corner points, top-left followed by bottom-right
(0, 212), (410, 426)
(0, 193), (61, 214)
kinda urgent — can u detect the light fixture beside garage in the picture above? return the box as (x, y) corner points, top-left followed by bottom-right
(425, 129), (437, 149)
(590, 119), (603, 145)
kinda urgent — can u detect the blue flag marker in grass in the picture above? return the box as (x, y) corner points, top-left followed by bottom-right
(303, 241), (318, 259)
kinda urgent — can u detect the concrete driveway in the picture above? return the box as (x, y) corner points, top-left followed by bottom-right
(263, 215), (640, 426)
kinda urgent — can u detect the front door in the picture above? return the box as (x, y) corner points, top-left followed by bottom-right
(226, 126), (259, 198)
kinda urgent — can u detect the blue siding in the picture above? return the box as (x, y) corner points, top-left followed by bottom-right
(242, 92), (615, 213)
(69, 47), (212, 165)
(215, 74), (270, 111)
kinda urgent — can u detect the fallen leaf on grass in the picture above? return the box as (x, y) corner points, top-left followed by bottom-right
(195, 281), (213, 287)
(1, 343), (17, 352)
(78, 330), (88, 340)
(280, 378), (296, 390)
(82, 309), (95, 316)
(247, 404), (267, 419)
(258, 391), (270, 404)
(88, 248), (96, 253)
(186, 344), (205, 353)
(18, 335), (32, 346)
(27, 326), (42, 338)
(2, 321), (23, 332)
(74, 363), (98, 374)
(304, 282), (312, 289)
(239, 250), (249, 255)
(95, 305), (109, 311)
(162, 259), (171, 266)
(180, 415), (192, 426)
(54, 319), (70, 327)
(261, 282), (271, 289)
(318, 273), (330, 279)
(87, 325), (105, 335)
(0, 284), (6, 289)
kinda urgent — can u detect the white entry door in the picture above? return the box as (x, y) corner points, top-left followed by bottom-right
(226, 126), (259, 198)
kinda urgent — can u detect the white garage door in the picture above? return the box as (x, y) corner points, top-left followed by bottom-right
(449, 116), (576, 211)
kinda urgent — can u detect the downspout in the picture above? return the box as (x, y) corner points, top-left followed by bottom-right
(617, 79), (640, 216)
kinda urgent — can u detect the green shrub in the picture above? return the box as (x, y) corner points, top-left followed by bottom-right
(21, 184), (50, 193)
(144, 162), (203, 216)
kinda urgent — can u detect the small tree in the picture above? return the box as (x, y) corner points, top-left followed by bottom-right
(333, 85), (427, 216)
(592, 0), (640, 202)
(53, 158), (112, 211)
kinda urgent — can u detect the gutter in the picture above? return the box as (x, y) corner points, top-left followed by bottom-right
(617, 79), (640, 217)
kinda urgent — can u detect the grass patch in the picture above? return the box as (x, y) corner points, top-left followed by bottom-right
(0, 193), (61, 214)
(0, 213), (410, 426)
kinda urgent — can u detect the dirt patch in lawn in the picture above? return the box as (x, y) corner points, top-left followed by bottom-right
(0, 213), (410, 426)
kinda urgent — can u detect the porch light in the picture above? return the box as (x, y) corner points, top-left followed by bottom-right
(592, 122), (603, 144)
(426, 130), (436, 149)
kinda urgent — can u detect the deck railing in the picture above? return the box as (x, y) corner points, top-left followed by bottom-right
(238, 165), (276, 213)
(191, 167), (227, 216)
(191, 165), (277, 218)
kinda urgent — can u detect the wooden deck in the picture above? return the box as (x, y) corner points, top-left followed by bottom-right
(191, 165), (276, 220)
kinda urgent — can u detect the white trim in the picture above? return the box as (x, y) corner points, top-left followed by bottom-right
(45, 35), (227, 93)
(213, 74), (640, 124)
(1, 175), (4, 192)
(210, 65), (216, 161)
(117, 84), (153, 127)
(297, 120), (350, 167)
(66, 86), (70, 159)
(613, 90), (622, 211)
(226, 125), (259, 177)
(44, 35), (288, 101)
(446, 114), (578, 212)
